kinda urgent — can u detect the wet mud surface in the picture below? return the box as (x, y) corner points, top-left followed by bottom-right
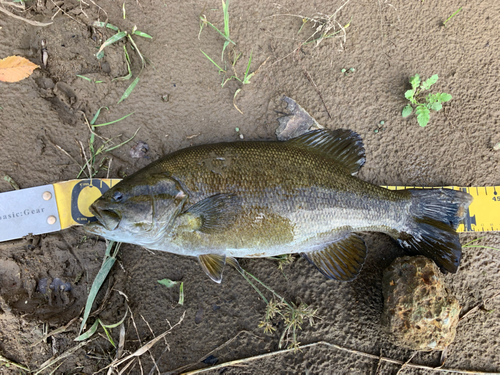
(0, 0), (500, 373)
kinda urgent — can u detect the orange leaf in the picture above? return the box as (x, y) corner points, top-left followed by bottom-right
(0, 56), (39, 83)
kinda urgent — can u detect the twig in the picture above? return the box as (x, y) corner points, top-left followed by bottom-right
(34, 339), (95, 375)
(302, 67), (332, 118)
(31, 312), (82, 346)
(45, 135), (85, 172)
(0, 3), (52, 26)
(49, 0), (86, 25)
(101, 311), (186, 372)
(83, 0), (108, 23)
(79, 139), (93, 178)
(396, 351), (417, 375)
(460, 290), (500, 321)
(0, 353), (30, 372)
(140, 314), (161, 375)
(168, 330), (261, 374)
(106, 157), (112, 179)
(179, 341), (500, 375)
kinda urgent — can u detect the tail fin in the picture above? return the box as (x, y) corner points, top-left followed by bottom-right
(396, 189), (473, 273)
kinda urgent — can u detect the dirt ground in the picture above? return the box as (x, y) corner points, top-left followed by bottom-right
(1, 0), (500, 373)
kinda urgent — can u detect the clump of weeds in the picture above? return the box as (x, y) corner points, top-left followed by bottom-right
(78, 107), (139, 178)
(402, 74), (452, 127)
(297, 12), (351, 47)
(92, 21), (152, 103)
(198, 1), (268, 113)
(269, 254), (296, 273)
(236, 266), (319, 349)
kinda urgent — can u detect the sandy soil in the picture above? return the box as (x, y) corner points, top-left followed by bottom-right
(1, 0), (500, 374)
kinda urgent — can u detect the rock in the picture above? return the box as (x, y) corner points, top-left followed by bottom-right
(275, 96), (323, 141)
(382, 256), (460, 351)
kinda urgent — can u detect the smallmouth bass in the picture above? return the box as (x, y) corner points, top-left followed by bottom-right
(85, 129), (472, 282)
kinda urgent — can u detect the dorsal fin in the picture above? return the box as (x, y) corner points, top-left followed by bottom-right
(301, 234), (367, 281)
(287, 129), (365, 175)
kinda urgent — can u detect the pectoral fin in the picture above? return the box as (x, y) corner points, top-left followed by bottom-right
(184, 194), (241, 234)
(199, 254), (226, 283)
(301, 234), (367, 281)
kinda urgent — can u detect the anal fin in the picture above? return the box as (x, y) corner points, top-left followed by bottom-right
(199, 254), (226, 283)
(301, 234), (367, 281)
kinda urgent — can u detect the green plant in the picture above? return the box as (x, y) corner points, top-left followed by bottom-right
(402, 74), (452, 127)
(443, 7), (462, 26)
(92, 21), (152, 103)
(78, 241), (122, 335)
(237, 267), (319, 349)
(158, 278), (185, 305)
(79, 107), (138, 178)
(199, 0), (258, 93)
(463, 237), (500, 252)
(199, 0), (235, 61)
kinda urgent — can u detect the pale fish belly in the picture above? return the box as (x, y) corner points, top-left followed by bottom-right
(226, 198), (412, 258)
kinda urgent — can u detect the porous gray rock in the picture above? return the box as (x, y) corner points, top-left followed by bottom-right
(382, 255), (460, 351)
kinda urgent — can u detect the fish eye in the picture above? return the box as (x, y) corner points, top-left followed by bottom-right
(113, 191), (124, 202)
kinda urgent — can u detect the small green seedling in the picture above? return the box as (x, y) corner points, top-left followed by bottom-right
(443, 7), (462, 27)
(199, 0), (235, 61)
(402, 74), (452, 127)
(341, 67), (355, 76)
(93, 21), (153, 103)
(158, 278), (185, 305)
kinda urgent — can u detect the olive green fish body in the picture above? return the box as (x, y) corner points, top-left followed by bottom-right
(86, 129), (472, 282)
(148, 141), (407, 256)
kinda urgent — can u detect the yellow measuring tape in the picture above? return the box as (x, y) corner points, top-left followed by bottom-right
(53, 179), (500, 233)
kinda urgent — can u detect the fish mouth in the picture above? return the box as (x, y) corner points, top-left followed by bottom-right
(89, 203), (121, 231)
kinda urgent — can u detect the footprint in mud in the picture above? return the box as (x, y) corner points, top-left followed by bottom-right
(53, 81), (77, 107)
(37, 277), (73, 307)
(0, 265), (76, 323)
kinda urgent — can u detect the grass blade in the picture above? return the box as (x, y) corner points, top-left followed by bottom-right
(90, 107), (108, 125)
(127, 34), (146, 69)
(242, 51), (254, 84)
(93, 111), (134, 127)
(75, 319), (100, 341)
(113, 45), (133, 81)
(101, 310), (128, 329)
(117, 76), (140, 104)
(203, 19), (235, 45)
(93, 21), (120, 31)
(79, 241), (120, 334)
(133, 30), (153, 39)
(158, 279), (178, 288)
(443, 7), (462, 26)
(105, 127), (141, 152)
(178, 282), (184, 305)
(222, 0), (229, 35)
(200, 49), (225, 73)
(462, 245), (500, 251)
(76, 74), (92, 82)
(96, 31), (127, 59)
(100, 323), (115, 347)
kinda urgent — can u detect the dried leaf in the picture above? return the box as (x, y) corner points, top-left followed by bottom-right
(0, 56), (39, 82)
